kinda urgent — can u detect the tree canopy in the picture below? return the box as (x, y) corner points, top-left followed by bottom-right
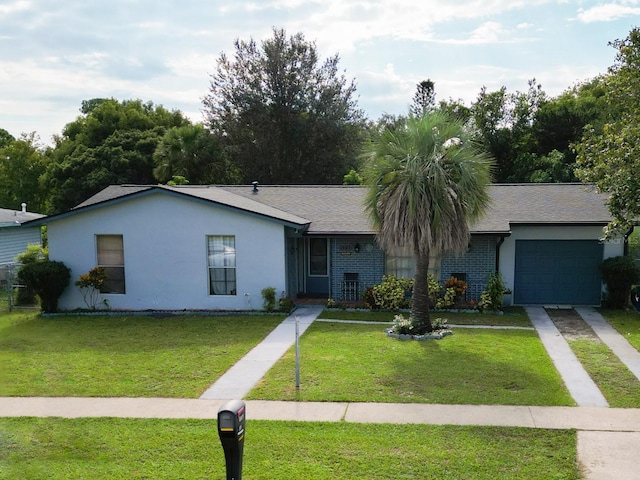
(0, 133), (48, 212)
(575, 27), (640, 236)
(43, 99), (189, 213)
(203, 28), (364, 184)
(153, 124), (240, 185)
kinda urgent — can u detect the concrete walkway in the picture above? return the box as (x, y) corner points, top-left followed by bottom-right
(199, 306), (322, 399)
(525, 306), (609, 407)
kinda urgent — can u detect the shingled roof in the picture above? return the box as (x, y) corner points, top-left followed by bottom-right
(222, 183), (612, 235)
(31, 183), (612, 235)
(0, 207), (44, 228)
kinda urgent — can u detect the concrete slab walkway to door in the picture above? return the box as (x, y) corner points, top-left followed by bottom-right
(525, 306), (609, 407)
(199, 305), (323, 400)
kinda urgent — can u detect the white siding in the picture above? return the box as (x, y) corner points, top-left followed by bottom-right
(499, 225), (624, 293)
(0, 227), (42, 263)
(48, 192), (287, 311)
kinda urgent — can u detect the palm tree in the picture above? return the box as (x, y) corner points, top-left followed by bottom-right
(363, 111), (493, 333)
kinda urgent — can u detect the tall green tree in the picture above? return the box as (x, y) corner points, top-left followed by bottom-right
(203, 28), (364, 184)
(44, 99), (189, 213)
(0, 133), (48, 212)
(575, 27), (640, 236)
(410, 79), (436, 117)
(153, 124), (240, 185)
(363, 112), (493, 332)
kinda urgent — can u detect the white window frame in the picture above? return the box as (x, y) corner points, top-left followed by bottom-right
(207, 235), (237, 295)
(96, 234), (125, 294)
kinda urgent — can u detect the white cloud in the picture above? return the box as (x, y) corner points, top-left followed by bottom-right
(0, 0), (30, 16)
(577, 2), (640, 23)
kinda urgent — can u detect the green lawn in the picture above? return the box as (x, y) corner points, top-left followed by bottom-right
(569, 337), (640, 408)
(0, 417), (579, 479)
(319, 307), (532, 327)
(600, 308), (640, 351)
(0, 311), (283, 398)
(247, 321), (574, 405)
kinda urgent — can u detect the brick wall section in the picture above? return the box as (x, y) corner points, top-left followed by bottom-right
(330, 237), (385, 301)
(439, 236), (498, 302)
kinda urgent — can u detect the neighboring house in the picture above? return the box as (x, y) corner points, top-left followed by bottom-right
(0, 203), (44, 289)
(0, 204), (44, 264)
(24, 183), (624, 311)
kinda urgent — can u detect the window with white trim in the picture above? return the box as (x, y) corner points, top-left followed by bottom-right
(96, 234), (125, 294)
(208, 235), (236, 295)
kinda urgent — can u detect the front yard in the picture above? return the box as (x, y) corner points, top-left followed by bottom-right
(0, 310), (283, 397)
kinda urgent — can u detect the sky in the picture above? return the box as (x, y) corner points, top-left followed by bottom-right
(1, 0), (640, 145)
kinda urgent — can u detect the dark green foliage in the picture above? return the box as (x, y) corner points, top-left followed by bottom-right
(478, 272), (508, 312)
(43, 99), (189, 213)
(0, 133), (48, 212)
(153, 124), (240, 185)
(576, 27), (640, 236)
(278, 296), (295, 313)
(14, 245), (48, 305)
(204, 28), (364, 184)
(17, 260), (71, 313)
(261, 287), (276, 312)
(600, 256), (640, 308)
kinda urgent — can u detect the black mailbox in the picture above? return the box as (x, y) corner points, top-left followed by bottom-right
(217, 399), (246, 480)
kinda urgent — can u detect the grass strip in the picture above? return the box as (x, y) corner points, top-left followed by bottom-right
(318, 307), (531, 327)
(0, 417), (578, 479)
(568, 337), (640, 408)
(248, 322), (573, 405)
(0, 312), (283, 398)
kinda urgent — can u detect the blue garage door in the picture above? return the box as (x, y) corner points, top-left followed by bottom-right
(514, 240), (603, 305)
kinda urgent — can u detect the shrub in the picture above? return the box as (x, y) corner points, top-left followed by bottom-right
(427, 274), (443, 307)
(17, 260), (71, 313)
(600, 256), (640, 308)
(478, 272), (507, 312)
(435, 287), (457, 309)
(14, 244), (48, 305)
(390, 314), (420, 334)
(75, 267), (108, 310)
(371, 275), (413, 310)
(278, 295), (295, 312)
(444, 276), (467, 298)
(261, 286), (277, 312)
(391, 314), (449, 335)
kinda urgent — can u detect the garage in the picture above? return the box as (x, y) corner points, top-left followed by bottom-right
(514, 240), (603, 305)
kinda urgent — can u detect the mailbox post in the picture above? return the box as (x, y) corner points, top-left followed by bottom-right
(217, 399), (246, 480)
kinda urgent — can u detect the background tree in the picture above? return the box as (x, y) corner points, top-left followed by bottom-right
(153, 124), (240, 185)
(203, 28), (364, 184)
(363, 112), (493, 333)
(575, 27), (640, 236)
(43, 99), (189, 213)
(0, 128), (15, 148)
(0, 133), (48, 212)
(410, 79), (436, 116)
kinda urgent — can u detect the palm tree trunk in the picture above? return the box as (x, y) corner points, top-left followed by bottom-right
(411, 254), (433, 333)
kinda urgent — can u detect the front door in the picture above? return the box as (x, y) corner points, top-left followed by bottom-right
(306, 237), (329, 296)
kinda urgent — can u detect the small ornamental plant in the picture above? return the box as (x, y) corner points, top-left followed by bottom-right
(75, 267), (108, 310)
(444, 276), (467, 299)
